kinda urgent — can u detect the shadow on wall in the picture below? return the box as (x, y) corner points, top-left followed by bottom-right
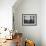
(12, 0), (24, 10)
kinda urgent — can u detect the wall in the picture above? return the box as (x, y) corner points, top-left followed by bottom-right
(13, 0), (41, 46)
(0, 0), (16, 30)
(41, 0), (46, 46)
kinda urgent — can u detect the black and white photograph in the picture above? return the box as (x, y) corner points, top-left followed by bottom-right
(22, 14), (37, 26)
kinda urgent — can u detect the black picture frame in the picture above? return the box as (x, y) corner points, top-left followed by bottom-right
(22, 14), (37, 26)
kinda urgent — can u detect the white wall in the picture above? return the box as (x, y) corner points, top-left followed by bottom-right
(41, 0), (46, 46)
(0, 0), (16, 30)
(13, 0), (41, 46)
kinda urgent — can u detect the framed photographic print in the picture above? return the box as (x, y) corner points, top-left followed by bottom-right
(22, 14), (37, 26)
